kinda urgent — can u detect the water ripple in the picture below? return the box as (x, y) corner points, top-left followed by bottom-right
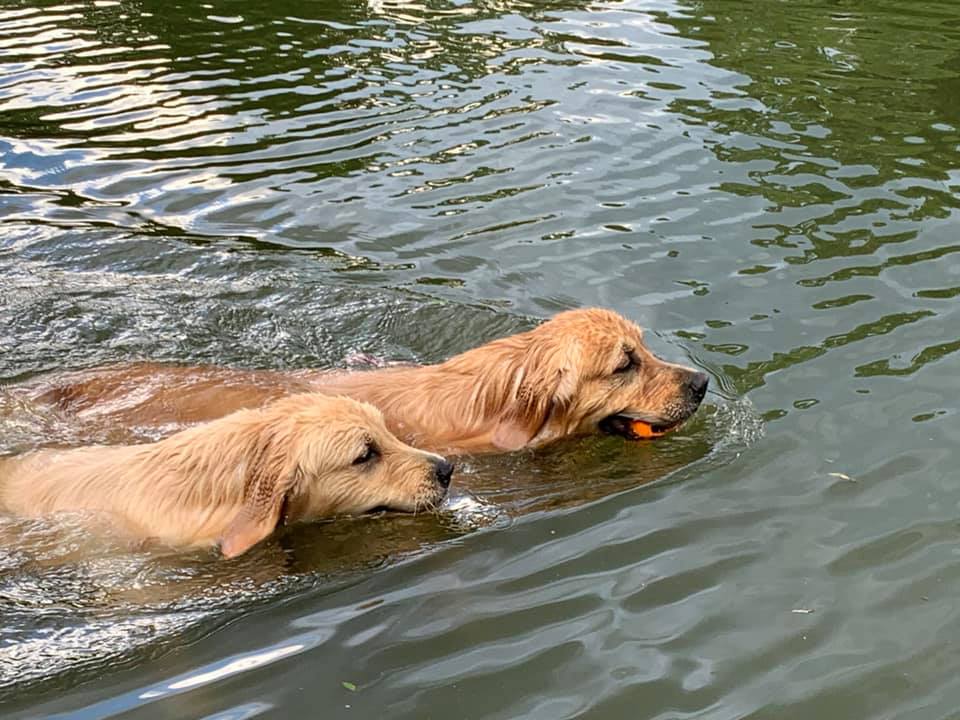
(3, 0), (960, 717)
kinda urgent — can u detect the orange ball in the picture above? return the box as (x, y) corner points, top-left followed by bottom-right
(630, 420), (661, 438)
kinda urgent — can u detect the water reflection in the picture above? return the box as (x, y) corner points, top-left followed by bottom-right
(0, 0), (721, 313)
(3, 0), (960, 716)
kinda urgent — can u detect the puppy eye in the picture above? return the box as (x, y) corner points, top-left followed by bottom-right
(614, 353), (638, 374)
(353, 444), (379, 465)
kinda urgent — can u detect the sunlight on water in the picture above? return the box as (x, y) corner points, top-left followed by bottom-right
(3, 0), (960, 716)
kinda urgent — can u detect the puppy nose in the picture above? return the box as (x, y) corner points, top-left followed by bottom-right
(434, 459), (454, 488)
(688, 371), (709, 401)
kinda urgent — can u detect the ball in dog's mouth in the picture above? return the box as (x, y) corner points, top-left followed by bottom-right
(599, 413), (682, 441)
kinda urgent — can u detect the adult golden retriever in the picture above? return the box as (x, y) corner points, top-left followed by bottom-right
(0, 394), (453, 558)
(17, 308), (709, 454)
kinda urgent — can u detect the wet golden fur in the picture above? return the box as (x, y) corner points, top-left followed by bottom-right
(0, 394), (450, 557)
(18, 308), (708, 454)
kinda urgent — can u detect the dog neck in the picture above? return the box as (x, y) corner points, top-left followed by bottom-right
(144, 409), (281, 501)
(304, 337), (532, 453)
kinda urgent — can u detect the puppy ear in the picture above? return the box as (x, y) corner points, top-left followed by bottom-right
(220, 430), (299, 559)
(491, 339), (580, 452)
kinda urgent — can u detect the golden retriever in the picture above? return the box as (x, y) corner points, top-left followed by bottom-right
(16, 308), (709, 454)
(0, 394), (453, 558)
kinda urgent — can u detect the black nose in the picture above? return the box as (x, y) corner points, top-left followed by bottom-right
(688, 371), (709, 402)
(434, 459), (454, 488)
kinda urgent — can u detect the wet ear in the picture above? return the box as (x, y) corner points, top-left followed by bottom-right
(219, 495), (290, 559)
(491, 339), (580, 452)
(220, 431), (300, 559)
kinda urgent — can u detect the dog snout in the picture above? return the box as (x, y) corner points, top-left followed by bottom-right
(434, 459), (454, 488)
(688, 371), (709, 402)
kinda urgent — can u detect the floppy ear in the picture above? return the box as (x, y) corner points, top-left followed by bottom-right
(491, 338), (581, 452)
(219, 428), (300, 559)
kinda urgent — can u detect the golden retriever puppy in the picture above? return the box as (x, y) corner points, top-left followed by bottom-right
(0, 394), (453, 558)
(17, 308), (708, 454)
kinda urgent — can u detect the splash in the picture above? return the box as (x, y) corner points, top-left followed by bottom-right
(439, 489), (509, 531)
(703, 392), (766, 456)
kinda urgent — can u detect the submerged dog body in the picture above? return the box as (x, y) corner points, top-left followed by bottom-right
(0, 394), (452, 557)
(19, 308), (709, 453)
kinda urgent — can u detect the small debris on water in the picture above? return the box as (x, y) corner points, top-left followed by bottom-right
(791, 608), (814, 614)
(828, 472), (856, 482)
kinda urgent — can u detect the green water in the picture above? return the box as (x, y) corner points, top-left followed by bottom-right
(1, 0), (959, 717)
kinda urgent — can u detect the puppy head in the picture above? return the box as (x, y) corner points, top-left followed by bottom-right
(220, 395), (451, 558)
(490, 308), (709, 450)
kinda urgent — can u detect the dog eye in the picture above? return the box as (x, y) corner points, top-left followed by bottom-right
(353, 444), (379, 465)
(614, 353), (638, 374)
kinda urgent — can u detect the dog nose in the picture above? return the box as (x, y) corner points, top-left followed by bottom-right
(688, 371), (709, 401)
(434, 459), (454, 488)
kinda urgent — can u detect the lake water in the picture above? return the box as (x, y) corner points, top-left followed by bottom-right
(2, 0), (959, 717)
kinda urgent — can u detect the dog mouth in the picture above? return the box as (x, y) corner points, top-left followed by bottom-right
(364, 489), (448, 516)
(599, 412), (684, 441)
(365, 505), (395, 515)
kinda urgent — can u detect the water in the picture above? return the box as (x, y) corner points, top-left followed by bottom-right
(1, 0), (959, 717)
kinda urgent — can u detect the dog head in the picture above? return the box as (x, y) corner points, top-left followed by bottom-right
(481, 308), (709, 450)
(220, 395), (452, 557)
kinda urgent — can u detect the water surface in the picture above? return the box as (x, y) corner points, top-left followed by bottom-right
(2, 0), (960, 717)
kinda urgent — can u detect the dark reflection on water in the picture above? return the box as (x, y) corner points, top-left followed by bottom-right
(2, 0), (960, 717)
(665, 0), (960, 398)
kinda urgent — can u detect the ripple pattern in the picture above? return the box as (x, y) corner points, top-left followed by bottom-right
(2, 0), (960, 718)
